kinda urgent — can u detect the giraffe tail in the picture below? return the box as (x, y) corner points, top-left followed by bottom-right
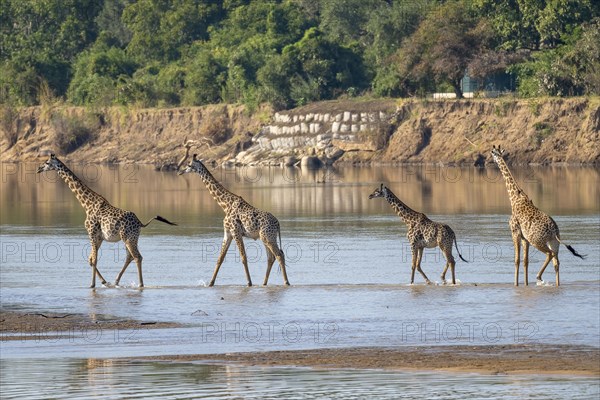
(556, 236), (586, 259)
(454, 238), (468, 263)
(142, 215), (178, 227)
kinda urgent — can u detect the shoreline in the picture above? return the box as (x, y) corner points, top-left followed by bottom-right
(140, 344), (600, 376)
(2, 310), (598, 376)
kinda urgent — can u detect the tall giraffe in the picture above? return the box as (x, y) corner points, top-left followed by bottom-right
(37, 154), (177, 288)
(369, 184), (467, 284)
(179, 154), (289, 287)
(490, 145), (585, 286)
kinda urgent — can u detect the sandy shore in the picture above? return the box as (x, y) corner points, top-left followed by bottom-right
(3, 310), (598, 376)
(146, 345), (600, 376)
(0, 310), (180, 341)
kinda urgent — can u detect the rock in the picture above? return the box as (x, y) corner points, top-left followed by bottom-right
(325, 147), (345, 160)
(301, 155), (322, 168)
(283, 156), (298, 166)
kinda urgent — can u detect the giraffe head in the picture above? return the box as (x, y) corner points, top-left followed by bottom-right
(37, 153), (62, 173)
(490, 145), (505, 162)
(368, 184), (388, 199)
(178, 154), (205, 175)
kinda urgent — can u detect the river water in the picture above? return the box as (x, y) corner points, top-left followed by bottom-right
(1, 163), (599, 397)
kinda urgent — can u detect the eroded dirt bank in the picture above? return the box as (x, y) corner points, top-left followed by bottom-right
(1, 98), (598, 166)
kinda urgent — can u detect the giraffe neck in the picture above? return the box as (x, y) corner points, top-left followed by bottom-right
(55, 163), (104, 213)
(195, 162), (237, 211)
(493, 155), (527, 208)
(384, 189), (421, 225)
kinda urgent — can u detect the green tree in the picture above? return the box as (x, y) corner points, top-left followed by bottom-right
(67, 43), (138, 105)
(394, 0), (490, 98)
(365, 0), (435, 96)
(0, 0), (103, 102)
(123, 0), (223, 62)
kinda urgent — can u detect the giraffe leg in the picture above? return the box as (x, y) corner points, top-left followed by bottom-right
(510, 217), (521, 286)
(415, 248), (431, 284)
(114, 248), (134, 286)
(444, 251), (456, 285)
(522, 240), (529, 286)
(549, 239), (561, 286)
(209, 231), (233, 287)
(513, 236), (521, 287)
(265, 241), (289, 286)
(233, 235), (252, 287)
(123, 239), (143, 288)
(88, 240), (105, 288)
(441, 262), (449, 284)
(262, 244), (276, 286)
(553, 255), (560, 286)
(410, 249), (418, 284)
(440, 246), (456, 284)
(536, 253), (553, 283)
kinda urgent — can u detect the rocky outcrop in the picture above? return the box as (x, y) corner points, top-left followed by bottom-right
(235, 102), (395, 165)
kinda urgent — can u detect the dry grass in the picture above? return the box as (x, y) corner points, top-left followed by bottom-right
(50, 109), (100, 154)
(0, 104), (19, 148)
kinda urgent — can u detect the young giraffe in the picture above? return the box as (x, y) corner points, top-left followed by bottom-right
(179, 154), (289, 287)
(490, 145), (585, 286)
(37, 154), (177, 288)
(369, 184), (467, 284)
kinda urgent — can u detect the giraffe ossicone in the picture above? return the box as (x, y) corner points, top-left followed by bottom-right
(37, 154), (177, 288)
(369, 184), (467, 285)
(179, 154), (289, 287)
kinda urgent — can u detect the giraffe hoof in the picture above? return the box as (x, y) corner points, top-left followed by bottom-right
(284, 281), (290, 286)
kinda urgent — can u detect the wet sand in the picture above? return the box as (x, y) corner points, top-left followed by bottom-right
(2, 310), (598, 376)
(0, 310), (180, 341)
(147, 345), (600, 376)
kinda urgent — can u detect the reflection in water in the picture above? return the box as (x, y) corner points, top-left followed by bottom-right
(0, 358), (598, 399)
(1, 164), (599, 388)
(1, 164), (599, 229)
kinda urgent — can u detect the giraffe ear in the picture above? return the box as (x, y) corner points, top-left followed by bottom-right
(192, 154), (198, 160)
(380, 183), (383, 191)
(50, 153), (56, 159)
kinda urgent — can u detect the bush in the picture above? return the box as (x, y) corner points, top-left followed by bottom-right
(50, 111), (100, 154)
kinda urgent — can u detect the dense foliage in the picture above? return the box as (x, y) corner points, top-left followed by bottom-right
(1, 0), (598, 108)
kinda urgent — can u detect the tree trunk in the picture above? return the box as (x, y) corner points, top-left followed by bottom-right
(452, 80), (464, 99)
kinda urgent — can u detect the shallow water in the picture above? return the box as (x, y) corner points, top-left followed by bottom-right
(1, 358), (598, 399)
(1, 163), (599, 394)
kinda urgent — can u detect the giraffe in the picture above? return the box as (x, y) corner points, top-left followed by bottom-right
(179, 154), (289, 287)
(369, 184), (467, 285)
(37, 154), (177, 288)
(490, 145), (585, 286)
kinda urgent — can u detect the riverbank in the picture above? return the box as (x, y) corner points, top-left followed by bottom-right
(1, 97), (599, 166)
